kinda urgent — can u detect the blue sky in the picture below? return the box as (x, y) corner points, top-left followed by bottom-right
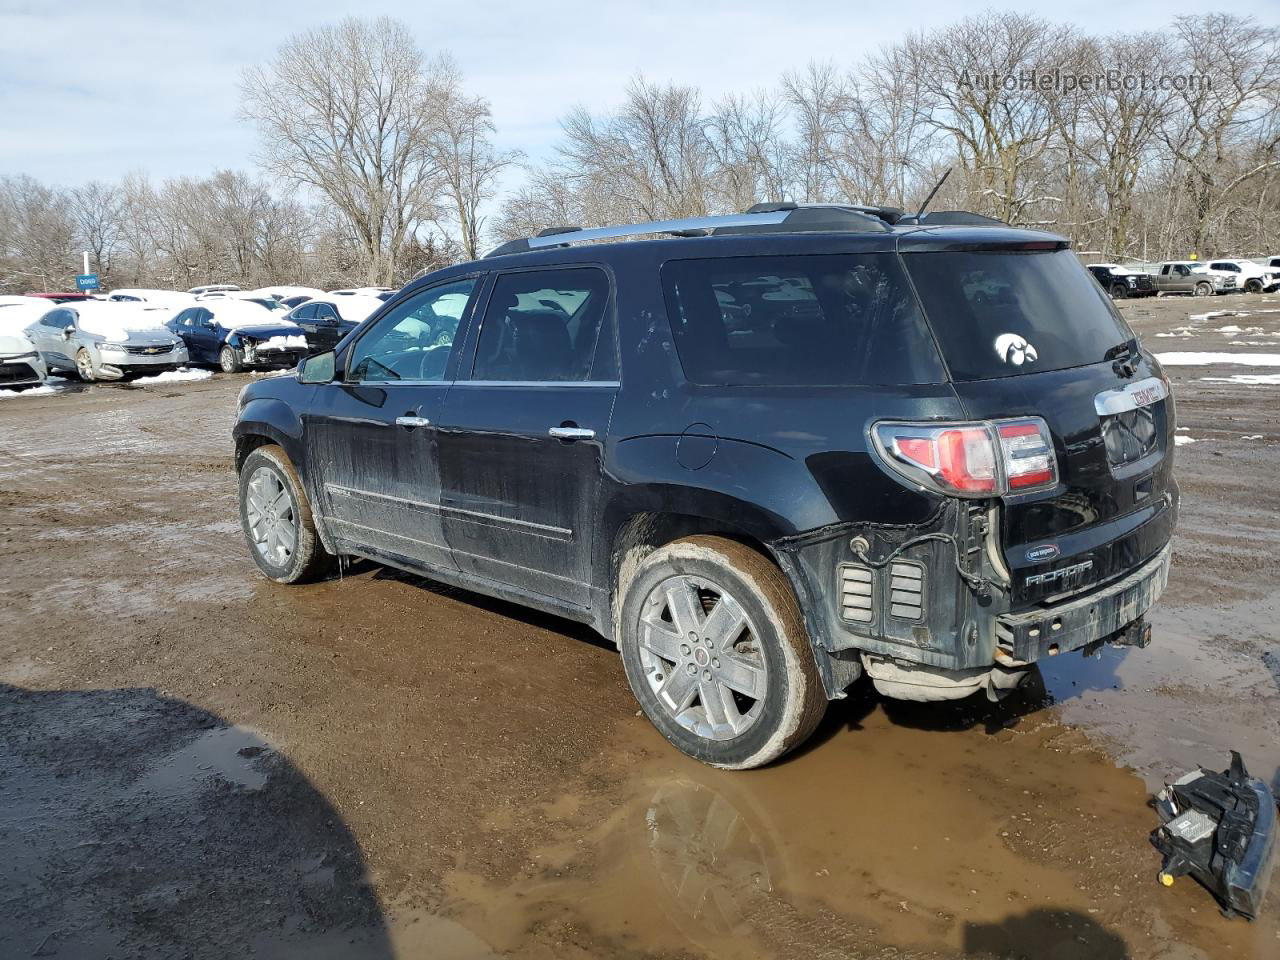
(1, 0), (1277, 187)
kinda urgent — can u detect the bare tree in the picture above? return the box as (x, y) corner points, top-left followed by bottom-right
(1162, 14), (1280, 255)
(426, 60), (521, 261)
(69, 181), (123, 281)
(240, 17), (445, 284)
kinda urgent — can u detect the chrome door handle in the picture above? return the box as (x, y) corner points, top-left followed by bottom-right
(548, 426), (595, 440)
(395, 416), (431, 428)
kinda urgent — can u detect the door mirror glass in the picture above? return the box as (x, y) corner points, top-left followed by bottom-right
(299, 350), (336, 384)
(63, 325), (75, 340)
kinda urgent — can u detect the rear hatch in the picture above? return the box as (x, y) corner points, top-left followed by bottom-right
(903, 243), (1177, 609)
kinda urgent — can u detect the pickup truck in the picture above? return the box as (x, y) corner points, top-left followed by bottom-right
(1154, 262), (1236, 296)
(1087, 264), (1156, 299)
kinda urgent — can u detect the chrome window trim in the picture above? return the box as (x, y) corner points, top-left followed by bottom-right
(450, 380), (620, 388)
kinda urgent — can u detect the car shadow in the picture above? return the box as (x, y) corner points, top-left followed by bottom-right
(0, 682), (392, 959)
(361, 560), (616, 652)
(963, 907), (1130, 958)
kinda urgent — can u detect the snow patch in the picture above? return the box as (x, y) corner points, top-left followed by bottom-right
(1174, 435), (1198, 446)
(1156, 352), (1280, 366)
(0, 383), (65, 399)
(256, 334), (307, 351)
(1200, 374), (1280, 385)
(130, 368), (214, 385)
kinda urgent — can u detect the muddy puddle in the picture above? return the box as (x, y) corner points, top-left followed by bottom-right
(430, 695), (1280, 959)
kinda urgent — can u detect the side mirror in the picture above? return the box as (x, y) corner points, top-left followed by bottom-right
(299, 351), (336, 384)
(63, 325), (75, 340)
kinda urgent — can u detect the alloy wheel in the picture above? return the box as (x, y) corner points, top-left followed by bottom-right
(76, 350), (95, 380)
(244, 466), (297, 567)
(637, 575), (768, 741)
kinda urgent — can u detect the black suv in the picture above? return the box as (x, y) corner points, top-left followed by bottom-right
(233, 205), (1177, 769)
(1087, 263), (1155, 299)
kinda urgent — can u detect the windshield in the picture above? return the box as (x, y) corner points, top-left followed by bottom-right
(903, 248), (1131, 381)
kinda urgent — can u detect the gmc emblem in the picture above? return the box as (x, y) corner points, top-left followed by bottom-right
(1025, 560), (1094, 590)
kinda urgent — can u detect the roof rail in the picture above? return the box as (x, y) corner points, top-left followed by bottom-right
(483, 205), (889, 258)
(486, 211), (790, 257)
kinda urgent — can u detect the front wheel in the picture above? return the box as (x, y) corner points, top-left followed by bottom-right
(220, 345), (243, 373)
(1244, 278), (1263, 294)
(618, 536), (827, 769)
(1194, 282), (1212, 297)
(75, 348), (96, 381)
(1108, 282), (1128, 300)
(238, 445), (334, 583)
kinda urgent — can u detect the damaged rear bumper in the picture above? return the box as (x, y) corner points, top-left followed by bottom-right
(994, 544), (1171, 665)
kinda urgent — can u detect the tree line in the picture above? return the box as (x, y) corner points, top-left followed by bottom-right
(2, 11), (1277, 294)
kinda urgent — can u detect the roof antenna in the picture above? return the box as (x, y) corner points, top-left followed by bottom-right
(913, 167), (952, 222)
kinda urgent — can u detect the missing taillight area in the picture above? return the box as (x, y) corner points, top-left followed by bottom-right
(873, 417), (1058, 499)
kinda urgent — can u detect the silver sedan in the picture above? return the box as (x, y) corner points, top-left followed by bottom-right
(24, 302), (189, 381)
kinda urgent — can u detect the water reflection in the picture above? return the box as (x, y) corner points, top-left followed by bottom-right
(644, 775), (783, 942)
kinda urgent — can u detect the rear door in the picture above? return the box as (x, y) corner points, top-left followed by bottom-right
(304, 276), (484, 572)
(435, 266), (618, 608)
(904, 247), (1176, 608)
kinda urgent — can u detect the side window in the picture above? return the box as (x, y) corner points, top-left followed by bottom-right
(173, 309), (192, 327)
(42, 309), (72, 328)
(471, 268), (612, 382)
(291, 303), (316, 321)
(347, 278), (479, 383)
(662, 254), (945, 386)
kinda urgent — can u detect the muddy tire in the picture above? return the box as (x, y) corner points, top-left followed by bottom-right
(1108, 282), (1128, 300)
(618, 536), (826, 769)
(238, 444), (334, 584)
(220, 345), (243, 374)
(1193, 281), (1212, 297)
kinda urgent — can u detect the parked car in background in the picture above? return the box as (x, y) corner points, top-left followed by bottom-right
(167, 299), (307, 373)
(23, 291), (92, 303)
(0, 306), (50, 389)
(1265, 256), (1280, 270)
(1086, 263), (1155, 299)
(1201, 259), (1280, 294)
(106, 289), (198, 310)
(188, 284), (240, 296)
(285, 294), (384, 353)
(1153, 261), (1235, 296)
(246, 285), (324, 306)
(330, 286), (395, 300)
(23, 302), (188, 381)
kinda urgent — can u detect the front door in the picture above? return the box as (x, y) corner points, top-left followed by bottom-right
(436, 266), (618, 608)
(305, 277), (484, 572)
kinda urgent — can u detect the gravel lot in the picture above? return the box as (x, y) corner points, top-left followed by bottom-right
(2, 291), (1279, 959)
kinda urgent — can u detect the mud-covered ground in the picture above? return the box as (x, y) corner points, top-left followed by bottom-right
(2, 291), (1279, 959)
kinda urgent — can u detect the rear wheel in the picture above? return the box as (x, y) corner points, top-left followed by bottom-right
(220, 345), (243, 373)
(238, 444), (334, 583)
(74, 348), (95, 381)
(618, 536), (826, 769)
(1194, 281), (1212, 297)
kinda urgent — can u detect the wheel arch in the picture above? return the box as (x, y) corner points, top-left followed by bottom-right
(599, 493), (847, 699)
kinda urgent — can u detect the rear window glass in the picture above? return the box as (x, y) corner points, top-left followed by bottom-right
(661, 254), (945, 386)
(904, 249), (1131, 381)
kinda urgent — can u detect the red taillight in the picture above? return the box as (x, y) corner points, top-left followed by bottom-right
(874, 418), (1057, 498)
(937, 427), (997, 494)
(998, 421), (1057, 489)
